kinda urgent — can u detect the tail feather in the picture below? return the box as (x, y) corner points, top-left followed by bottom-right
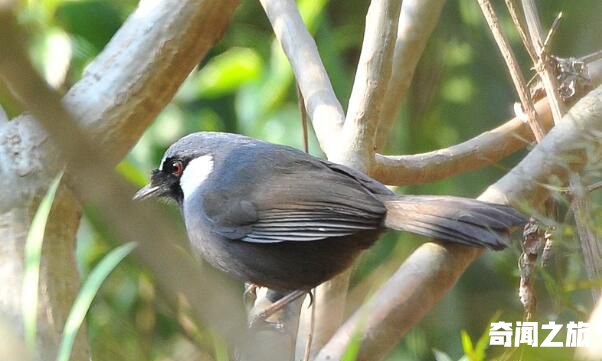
(379, 195), (528, 250)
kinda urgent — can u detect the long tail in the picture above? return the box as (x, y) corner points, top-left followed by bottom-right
(378, 195), (527, 250)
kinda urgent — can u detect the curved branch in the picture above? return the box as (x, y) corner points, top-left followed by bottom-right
(371, 56), (602, 186)
(315, 85), (602, 361)
(259, 0), (344, 156)
(372, 98), (553, 185)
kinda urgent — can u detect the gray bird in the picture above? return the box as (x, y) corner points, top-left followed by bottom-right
(134, 132), (526, 294)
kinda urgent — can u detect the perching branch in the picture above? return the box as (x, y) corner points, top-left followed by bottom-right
(258, 0), (345, 156)
(315, 85), (602, 361)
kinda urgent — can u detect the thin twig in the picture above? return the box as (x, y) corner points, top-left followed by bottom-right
(522, 0), (602, 301)
(542, 12), (562, 55)
(580, 49), (602, 64)
(522, 0), (567, 120)
(504, 0), (537, 62)
(588, 181), (602, 193)
(478, 0), (545, 141)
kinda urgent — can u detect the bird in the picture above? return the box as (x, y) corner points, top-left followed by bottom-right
(134, 131), (526, 308)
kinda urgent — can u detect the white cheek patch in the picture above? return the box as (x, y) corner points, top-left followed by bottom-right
(180, 155), (214, 199)
(158, 154), (168, 171)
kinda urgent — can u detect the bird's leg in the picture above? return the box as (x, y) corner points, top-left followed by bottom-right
(249, 289), (307, 328)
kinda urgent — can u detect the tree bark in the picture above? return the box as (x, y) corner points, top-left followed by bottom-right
(0, 1), (240, 360)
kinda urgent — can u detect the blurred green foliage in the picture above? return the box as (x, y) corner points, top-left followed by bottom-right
(4, 0), (602, 360)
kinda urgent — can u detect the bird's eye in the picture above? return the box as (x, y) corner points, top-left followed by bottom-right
(172, 161), (184, 177)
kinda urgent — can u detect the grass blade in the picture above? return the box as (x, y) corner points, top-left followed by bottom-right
(22, 173), (63, 350)
(56, 242), (137, 361)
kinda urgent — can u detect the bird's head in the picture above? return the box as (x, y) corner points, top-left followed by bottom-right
(133, 133), (219, 204)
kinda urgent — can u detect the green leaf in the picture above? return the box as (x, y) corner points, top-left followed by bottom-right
(56, 242), (137, 361)
(461, 330), (474, 356)
(298, 0), (328, 32)
(22, 173), (63, 350)
(55, 1), (123, 51)
(193, 47), (263, 99)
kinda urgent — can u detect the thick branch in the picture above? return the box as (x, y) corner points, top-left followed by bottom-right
(315, 85), (602, 361)
(338, 0), (402, 169)
(0, 0), (243, 358)
(309, 0), (403, 353)
(259, 0), (344, 156)
(376, 0), (446, 150)
(0, 10), (248, 348)
(0, 0), (239, 213)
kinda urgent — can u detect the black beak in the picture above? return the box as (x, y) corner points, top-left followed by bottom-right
(133, 184), (161, 200)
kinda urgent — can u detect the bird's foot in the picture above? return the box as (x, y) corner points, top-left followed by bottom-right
(248, 289), (307, 329)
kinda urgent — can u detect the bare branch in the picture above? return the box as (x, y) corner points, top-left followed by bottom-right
(338, 0), (402, 170)
(478, 0), (545, 141)
(504, 0), (537, 63)
(316, 85), (602, 361)
(307, 0), (403, 353)
(371, 54), (602, 186)
(522, 0), (567, 119)
(259, 0), (344, 156)
(376, 0), (446, 151)
(371, 98), (553, 185)
(522, 1), (602, 300)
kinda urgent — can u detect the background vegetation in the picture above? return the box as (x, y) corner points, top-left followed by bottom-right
(2, 0), (601, 360)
